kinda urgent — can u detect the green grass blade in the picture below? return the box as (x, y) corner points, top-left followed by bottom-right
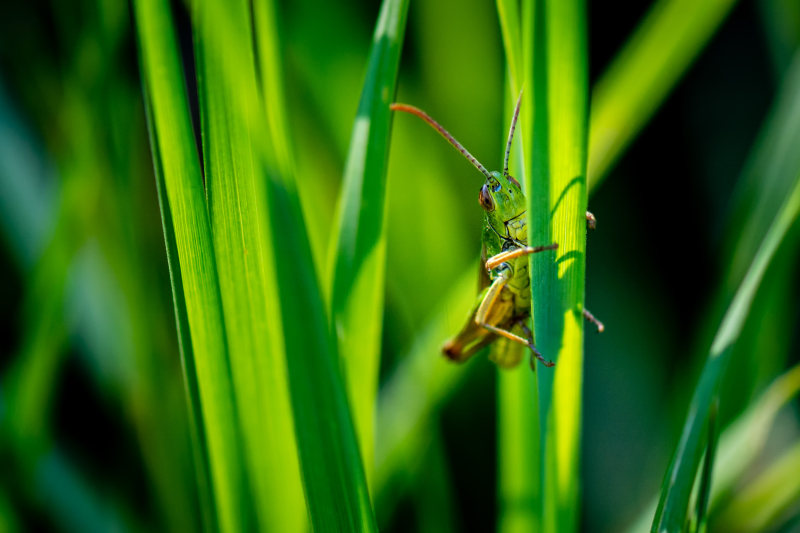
(519, 0), (589, 531)
(252, 0), (294, 177)
(190, 0), (376, 527)
(192, 0), (305, 528)
(588, 0), (739, 188)
(265, 179), (377, 531)
(652, 173), (800, 531)
(497, 366), (540, 533)
(496, 0), (523, 92)
(329, 0), (409, 486)
(132, 1), (247, 530)
(144, 94), (216, 533)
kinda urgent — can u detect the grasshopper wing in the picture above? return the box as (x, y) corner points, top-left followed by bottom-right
(442, 284), (497, 361)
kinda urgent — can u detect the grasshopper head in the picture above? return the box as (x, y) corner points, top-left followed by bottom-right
(480, 170), (526, 226)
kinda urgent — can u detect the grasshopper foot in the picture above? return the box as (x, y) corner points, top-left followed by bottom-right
(586, 211), (596, 230)
(583, 308), (604, 333)
(528, 343), (555, 368)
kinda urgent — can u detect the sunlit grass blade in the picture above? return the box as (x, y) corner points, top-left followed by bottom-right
(252, 0), (294, 177)
(517, 0), (590, 531)
(496, 0), (523, 92)
(588, 0), (739, 188)
(190, 0), (377, 528)
(497, 366), (540, 533)
(192, 0), (305, 528)
(132, 0), (248, 530)
(265, 180), (377, 531)
(652, 175), (800, 531)
(329, 0), (409, 485)
(145, 97), (216, 533)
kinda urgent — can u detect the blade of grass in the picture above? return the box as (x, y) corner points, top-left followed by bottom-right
(498, 365), (540, 533)
(189, 0), (377, 528)
(252, 0), (294, 178)
(132, 1), (247, 530)
(145, 93), (216, 533)
(496, 74), (541, 533)
(652, 172), (800, 531)
(192, 0), (305, 528)
(329, 0), (409, 486)
(588, 0), (739, 188)
(519, 0), (590, 531)
(264, 172), (377, 532)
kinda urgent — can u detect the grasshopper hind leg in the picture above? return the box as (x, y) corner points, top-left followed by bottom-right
(489, 319), (554, 369)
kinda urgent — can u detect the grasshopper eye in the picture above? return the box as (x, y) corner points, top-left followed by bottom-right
(479, 184), (495, 212)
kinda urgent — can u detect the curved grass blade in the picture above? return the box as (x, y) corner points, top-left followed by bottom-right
(145, 96), (216, 533)
(189, 0), (377, 528)
(624, 364), (800, 533)
(253, 0), (294, 178)
(329, 0), (410, 486)
(265, 178), (377, 532)
(132, 1), (247, 530)
(516, 1), (590, 531)
(192, 0), (306, 528)
(652, 173), (800, 531)
(588, 0), (739, 188)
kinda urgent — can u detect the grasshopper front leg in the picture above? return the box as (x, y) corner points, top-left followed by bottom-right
(475, 265), (554, 367)
(485, 243), (558, 271)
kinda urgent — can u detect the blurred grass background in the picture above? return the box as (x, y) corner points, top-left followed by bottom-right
(0, 0), (799, 531)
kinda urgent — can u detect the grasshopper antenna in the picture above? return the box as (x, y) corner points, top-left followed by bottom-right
(390, 103), (494, 182)
(503, 90), (523, 177)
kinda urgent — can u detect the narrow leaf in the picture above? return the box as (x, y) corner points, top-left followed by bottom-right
(524, 0), (589, 531)
(329, 0), (410, 485)
(192, 0), (305, 527)
(132, 1), (247, 530)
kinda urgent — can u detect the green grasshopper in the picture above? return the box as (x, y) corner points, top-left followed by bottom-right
(391, 93), (603, 369)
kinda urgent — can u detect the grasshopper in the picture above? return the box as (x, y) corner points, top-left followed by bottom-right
(391, 93), (603, 369)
